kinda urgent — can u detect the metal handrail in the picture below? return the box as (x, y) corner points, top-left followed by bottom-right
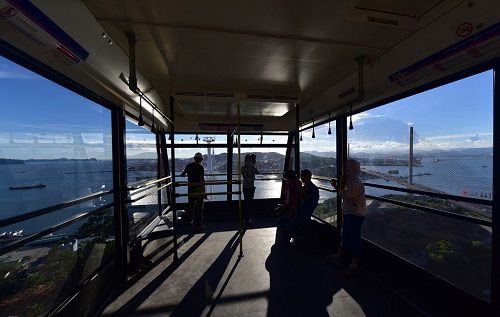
(127, 182), (172, 203)
(176, 191), (241, 197)
(317, 186), (336, 193)
(363, 180), (492, 206)
(366, 194), (491, 227)
(0, 202), (114, 256)
(127, 175), (171, 190)
(313, 175), (334, 182)
(175, 180), (241, 187)
(0, 189), (113, 228)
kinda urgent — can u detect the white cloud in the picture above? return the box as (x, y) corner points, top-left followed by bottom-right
(425, 132), (492, 141)
(0, 65), (38, 80)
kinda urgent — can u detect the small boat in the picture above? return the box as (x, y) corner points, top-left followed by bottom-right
(12, 229), (23, 236)
(9, 182), (46, 190)
(0, 229), (23, 238)
(388, 170), (399, 174)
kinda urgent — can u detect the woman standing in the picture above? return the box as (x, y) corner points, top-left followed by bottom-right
(327, 159), (366, 275)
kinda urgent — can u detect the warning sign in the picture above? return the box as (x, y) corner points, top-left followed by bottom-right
(456, 23), (473, 37)
(0, 0), (88, 65)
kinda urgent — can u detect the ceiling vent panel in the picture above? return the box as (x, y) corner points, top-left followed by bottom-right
(205, 92), (235, 98)
(344, 8), (418, 29)
(174, 91), (235, 101)
(174, 91), (205, 97)
(244, 94), (300, 103)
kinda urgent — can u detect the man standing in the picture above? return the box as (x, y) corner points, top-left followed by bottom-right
(241, 153), (259, 226)
(180, 152), (206, 231)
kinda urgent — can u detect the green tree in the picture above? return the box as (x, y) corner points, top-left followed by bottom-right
(76, 209), (114, 240)
(426, 239), (491, 300)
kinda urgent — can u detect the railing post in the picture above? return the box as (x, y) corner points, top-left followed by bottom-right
(169, 96), (179, 262)
(112, 107), (129, 281)
(491, 63), (500, 313)
(336, 115), (347, 232)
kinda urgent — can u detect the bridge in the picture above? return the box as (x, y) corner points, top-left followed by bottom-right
(362, 169), (492, 219)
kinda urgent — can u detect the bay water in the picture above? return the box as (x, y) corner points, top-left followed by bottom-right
(0, 156), (493, 234)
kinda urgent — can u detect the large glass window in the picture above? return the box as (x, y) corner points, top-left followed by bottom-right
(172, 133), (288, 202)
(350, 70), (493, 301)
(349, 70), (493, 203)
(174, 146), (228, 203)
(299, 121), (338, 225)
(233, 146), (286, 200)
(0, 56), (115, 315)
(0, 56), (113, 230)
(125, 121), (162, 240)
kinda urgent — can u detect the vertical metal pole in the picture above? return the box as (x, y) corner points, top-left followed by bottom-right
(492, 65), (499, 312)
(126, 33), (138, 92)
(112, 108), (129, 281)
(295, 104), (301, 174)
(237, 101), (243, 257)
(227, 131), (233, 201)
(295, 104), (302, 245)
(336, 115), (347, 230)
(284, 133), (293, 172)
(161, 132), (173, 208)
(156, 131), (162, 216)
(169, 96), (179, 262)
(283, 133), (294, 200)
(409, 126), (413, 184)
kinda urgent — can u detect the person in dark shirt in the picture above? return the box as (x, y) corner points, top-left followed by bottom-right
(241, 153), (259, 226)
(278, 169), (319, 246)
(180, 152), (206, 231)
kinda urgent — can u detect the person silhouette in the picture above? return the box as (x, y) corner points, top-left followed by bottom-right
(180, 152), (207, 231)
(241, 153), (259, 226)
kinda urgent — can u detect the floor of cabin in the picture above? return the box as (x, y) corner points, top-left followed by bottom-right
(100, 207), (427, 317)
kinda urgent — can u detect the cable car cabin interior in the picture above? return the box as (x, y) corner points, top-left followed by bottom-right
(0, 1), (498, 316)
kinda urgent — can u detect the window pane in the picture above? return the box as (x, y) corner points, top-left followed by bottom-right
(300, 121), (337, 224)
(173, 146), (287, 202)
(0, 56), (113, 232)
(125, 120), (163, 239)
(0, 56), (116, 315)
(175, 147), (226, 203)
(364, 200), (491, 301)
(347, 71), (493, 204)
(354, 70), (493, 302)
(0, 208), (115, 316)
(234, 148), (286, 200)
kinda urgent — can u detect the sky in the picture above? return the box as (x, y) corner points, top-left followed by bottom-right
(300, 69), (494, 156)
(0, 55), (494, 160)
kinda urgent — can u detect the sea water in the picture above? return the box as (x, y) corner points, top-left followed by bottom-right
(361, 157), (493, 199)
(0, 160), (114, 234)
(0, 157), (493, 234)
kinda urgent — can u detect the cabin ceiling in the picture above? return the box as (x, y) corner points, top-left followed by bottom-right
(82, 0), (451, 131)
(2, 0), (497, 132)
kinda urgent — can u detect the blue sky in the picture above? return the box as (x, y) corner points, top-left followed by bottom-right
(301, 69), (493, 155)
(0, 55), (494, 159)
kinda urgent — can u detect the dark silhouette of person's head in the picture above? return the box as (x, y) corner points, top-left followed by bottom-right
(285, 169), (297, 180)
